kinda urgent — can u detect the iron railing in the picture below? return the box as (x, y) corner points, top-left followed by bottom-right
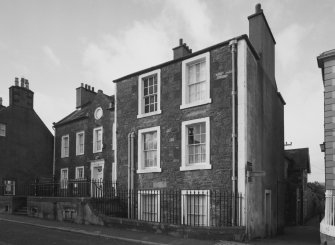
(1, 180), (243, 227)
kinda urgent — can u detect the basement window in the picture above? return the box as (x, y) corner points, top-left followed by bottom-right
(138, 190), (160, 222)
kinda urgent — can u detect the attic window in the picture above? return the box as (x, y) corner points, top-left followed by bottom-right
(94, 107), (103, 120)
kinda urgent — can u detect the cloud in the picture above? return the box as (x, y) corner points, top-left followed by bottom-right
(276, 24), (312, 71)
(82, 0), (216, 94)
(43, 46), (61, 66)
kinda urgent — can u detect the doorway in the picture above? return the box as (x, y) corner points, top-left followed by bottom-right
(90, 160), (104, 197)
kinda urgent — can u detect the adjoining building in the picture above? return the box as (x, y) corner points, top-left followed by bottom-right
(0, 78), (53, 195)
(53, 84), (115, 197)
(284, 148), (311, 225)
(317, 49), (335, 244)
(113, 4), (285, 238)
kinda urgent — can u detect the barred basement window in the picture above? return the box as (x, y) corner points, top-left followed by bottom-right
(60, 168), (68, 189)
(138, 190), (160, 222)
(181, 190), (210, 226)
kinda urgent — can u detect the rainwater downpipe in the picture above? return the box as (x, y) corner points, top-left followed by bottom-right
(130, 132), (135, 219)
(127, 133), (131, 219)
(52, 126), (56, 180)
(229, 39), (238, 226)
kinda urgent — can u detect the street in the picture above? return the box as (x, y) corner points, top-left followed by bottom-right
(0, 220), (135, 245)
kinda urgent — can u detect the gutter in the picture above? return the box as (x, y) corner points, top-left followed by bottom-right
(229, 39), (238, 226)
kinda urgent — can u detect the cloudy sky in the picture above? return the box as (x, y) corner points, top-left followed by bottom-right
(0, 0), (333, 182)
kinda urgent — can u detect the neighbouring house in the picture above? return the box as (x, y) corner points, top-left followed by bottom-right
(317, 49), (335, 244)
(113, 4), (285, 239)
(284, 148), (311, 225)
(0, 78), (53, 194)
(53, 84), (115, 197)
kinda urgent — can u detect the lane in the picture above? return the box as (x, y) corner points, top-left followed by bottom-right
(0, 220), (133, 245)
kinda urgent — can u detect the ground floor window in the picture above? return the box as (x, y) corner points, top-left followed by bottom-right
(181, 190), (210, 226)
(138, 190), (160, 222)
(3, 180), (15, 195)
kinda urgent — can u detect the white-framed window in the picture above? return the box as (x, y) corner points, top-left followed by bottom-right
(138, 190), (160, 222)
(75, 166), (84, 179)
(0, 123), (6, 137)
(61, 135), (69, 158)
(60, 168), (68, 189)
(180, 52), (211, 109)
(3, 180), (15, 195)
(181, 190), (210, 226)
(137, 126), (161, 173)
(137, 69), (161, 118)
(181, 117), (211, 171)
(93, 127), (103, 153)
(76, 131), (85, 155)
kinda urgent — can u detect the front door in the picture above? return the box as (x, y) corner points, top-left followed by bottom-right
(91, 161), (104, 197)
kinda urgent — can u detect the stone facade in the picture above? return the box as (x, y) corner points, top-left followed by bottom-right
(54, 84), (115, 183)
(0, 78), (53, 189)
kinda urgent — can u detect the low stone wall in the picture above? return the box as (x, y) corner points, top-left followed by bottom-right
(27, 196), (245, 241)
(0, 196), (26, 214)
(102, 215), (246, 241)
(27, 197), (104, 225)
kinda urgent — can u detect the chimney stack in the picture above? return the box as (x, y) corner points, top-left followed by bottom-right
(248, 3), (276, 85)
(9, 77), (34, 109)
(172, 38), (192, 60)
(76, 83), (96, 109)
(0, 97), (2, 106)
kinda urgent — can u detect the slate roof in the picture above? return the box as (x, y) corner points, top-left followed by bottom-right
(53, 94), (114, 127)
(285, 148), (311, 173)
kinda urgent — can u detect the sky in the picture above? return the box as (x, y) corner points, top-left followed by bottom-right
(0, 0), (334, 183)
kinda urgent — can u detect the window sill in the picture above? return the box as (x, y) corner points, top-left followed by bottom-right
(61, 156), (69, 159)
(137, 168), (162, 174)
(180, 164), (212, 171)
(76, 153), (84, 156)
(93, 150), (103, 154)
(137, 110), (162, 119)
(180, 99), (212, 110)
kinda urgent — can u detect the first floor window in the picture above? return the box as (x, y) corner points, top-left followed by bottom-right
(181, 190), (210, 226)
(76, 131), (85, 155)
(181, 52), (211, 109)
(0, 123), (6, 137)
(60, 168), (68, 189)
(93, 127), (103, 153)
(138, 190), (160, 222)
(181, 117), (211, 171)
(61, 135), (69, 158)
(137, 69), (161, 118)
(137, 126), (161, 173)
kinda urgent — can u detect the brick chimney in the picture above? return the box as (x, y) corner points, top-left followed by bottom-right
(9, 77), (34, 109)
(76, 83), (96, 109)
(172, 38), (192, 60)
(248, 3), (276, 85)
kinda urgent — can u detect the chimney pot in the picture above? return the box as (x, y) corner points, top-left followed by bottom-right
(179, 38), (183, 46)
(15, 77), (19, 86)
(25, 79), (29, 89)
(81, 83), (84, 87)
(92, 87), (95, 92)
(20, 78), (25, 87)
(0, 97), (2, 106)
(255, 3), (262, 13)
(88, 85), (91, 90)
(85, 84), (88, 89)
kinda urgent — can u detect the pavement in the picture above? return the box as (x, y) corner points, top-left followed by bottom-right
(0, 214), (322, 245)
(0, 214), (244, 245)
